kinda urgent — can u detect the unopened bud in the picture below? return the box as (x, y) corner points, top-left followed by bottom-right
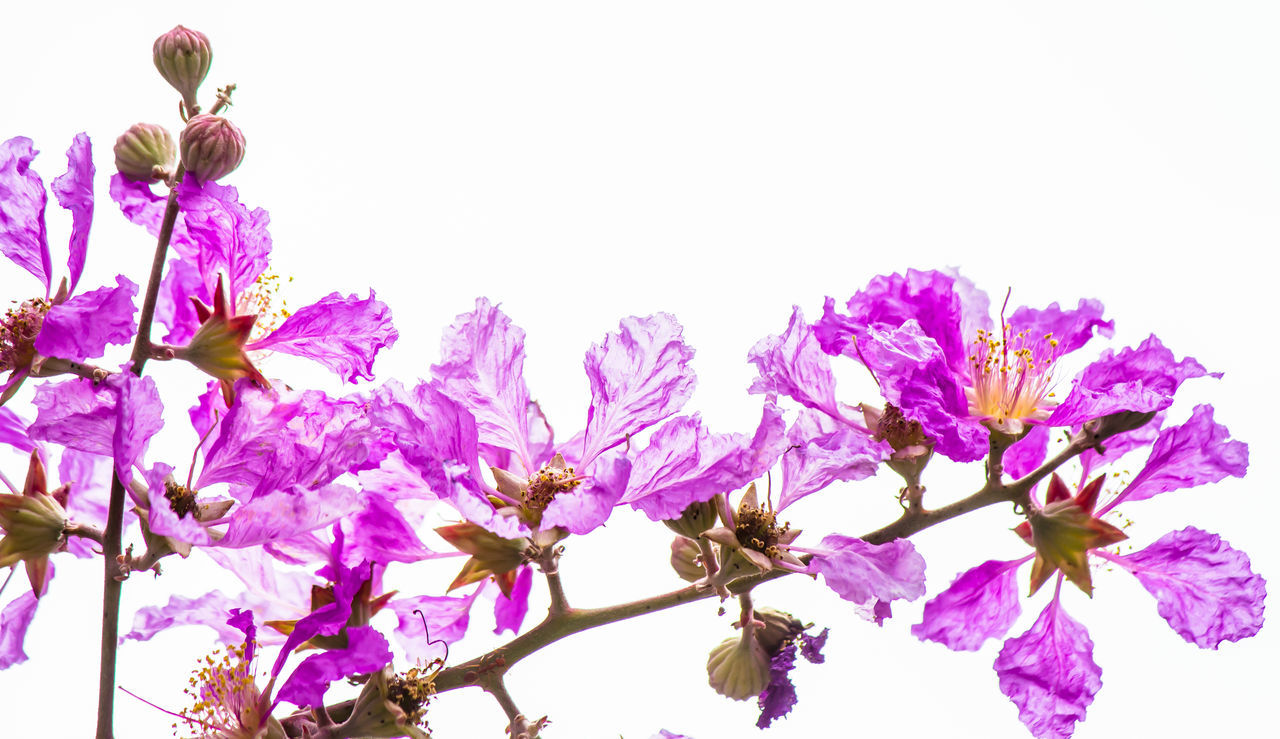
(179, 114), (245, 183)
(706, 633), (770, 701)
(113, 123), (175, 181)
(663, 499), (718, 540)
(1083, 409), (1159, 447)
(153, 25), (212, 111)
(753, 607), (805, 653)
(669, 535), (704, 582)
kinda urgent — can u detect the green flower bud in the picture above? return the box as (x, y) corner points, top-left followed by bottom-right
(669, 535), (704, 582)
(663, 498), (718, 540)
(113, 123), (175, 181)
(707, 632), (771, 701)
(753, 606), (805, 653)
(153, 25), (212, 111)
(179, 114), (246, 183)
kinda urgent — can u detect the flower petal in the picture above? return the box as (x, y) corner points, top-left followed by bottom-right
(808, 534), (926, 606)
(50, 133), (94, 293)
(430, 299), (535, 471)
(1103, 404), (1247, 512)
(0, 590), (41, 670)
(108, 174), (197, 258)
(249, 290), (397, 384)
(0, 408), (35, 454)
(494, 564), (534, 636)
(217, 483), (363, 549)
(176, 178), (272, 301)
(112, 373), (165, 486)
(912, 558), (1026, 651)
(778, 408), (885, 511)
(0, 137), (52, 294)
(121, 590), (248, 645)
(34, 275), (138, 362)
(349, 494), (444, 565)
(28, 378), (116, 456)
(748, 307), (844, 422)
(580, 313), (696, 468)
(1007, 299), (1113, 356)
(1108, 527), (1265, 649)
(390, 593), (473, 665)
(756, 641), (799, 728)
(275, 626), (392, 709)
(1048, 335), (1217, 427)
(154, 257), (206, 344)
(994, 598), (1101, 739)
(1004, 425), (1050, 480)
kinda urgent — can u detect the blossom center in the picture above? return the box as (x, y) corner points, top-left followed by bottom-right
(180, 642), (264, 737)
(522, 462), (582, 513)
(734, 504), (791, 560)
(0, 298), (51, 372)
(164, 481), (199, 519)
(387, 667), (436, 728)
(965, 325), (1059, 434)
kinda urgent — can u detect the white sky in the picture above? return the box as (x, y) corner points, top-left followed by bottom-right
(1, 3), (1277, 738)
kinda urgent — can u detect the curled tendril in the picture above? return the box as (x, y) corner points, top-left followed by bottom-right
(413, 608), (449, 670)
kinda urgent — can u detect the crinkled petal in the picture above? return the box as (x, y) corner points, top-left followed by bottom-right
(756, 641), (798, 729)
(276, 626), (392, 709)
(1048, 335), (1217, 427)
(270, 555), (371, 680)
(1007, 299), (1114, 356)
(390, 593), (474, 665)
(349, 494), (444, 564)
(912, 558), (1026, 651)
(249, 290), (397, 384)
(217, 483), (362, 549)
(121, 590), (247, 645)
(176, 178), (272, 301)
(799, 628), (828, 663)
(28, 378), (116, 456)
(1108, 527), (1265, 649)
(858, 320), (986, 462)
(154, 257), (206, 344)
(808, 535), (927, 605)
(620, 410), (771, 522)
(108, 173), (197, 258)
(430, 299), (535, 471)
(198, 384), (391, 497)
(0, 408), (34, 454)
(1077, 412), (1164, 484)
(50, 133), (93, 293)
(543, 440), (632, 535)
(994, 598), (1101, 739)
(34, 275), (138, 362)
(778, 408), (886, 511)
(817, 269), (972, 373)
(580, 313), (696, 468)
(355, 450), (441, 502)
(112, 372), (164, 486)
(0, 137), (52, 293)
(1104, 404), (1247, 512)
(748, 307), (846, 423)
(493, 564), (534, 635)
(0, 590), (41, 670)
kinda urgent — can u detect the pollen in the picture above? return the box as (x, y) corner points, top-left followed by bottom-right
(965, 323), (1060, 434)
(734, 502), (791, 558)
(164, 481), (200, 519)
(0, 298), (51, 373)
(175, 641), (263, 738)
(237, 270), (292, 341)
(387, 666), (438, 729)
(523, 463), (583, 513)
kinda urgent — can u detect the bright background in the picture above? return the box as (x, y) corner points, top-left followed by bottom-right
(1, 3), (1277, 737)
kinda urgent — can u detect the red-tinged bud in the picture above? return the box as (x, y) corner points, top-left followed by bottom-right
(113, 123), (176, 181)
(153, 25), (212, 112)
(174, 275), (269, 405)
(0, 451), (69, 597)
(1025, 499), (1128, 597)
(179, 114), (245, 183)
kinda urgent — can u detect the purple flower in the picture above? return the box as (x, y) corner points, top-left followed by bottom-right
(913, 404), (1260, 738)
(814, 269), (1114, 461)
(2, 136), (139, 402)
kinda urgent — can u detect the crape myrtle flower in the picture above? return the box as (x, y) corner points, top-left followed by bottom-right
(812, 270), (1115, 462)
(108, 174), (397, 396)
(912, 401), (1261, 739)
(1, 136), (139, 404)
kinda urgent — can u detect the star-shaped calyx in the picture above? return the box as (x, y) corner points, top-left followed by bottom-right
(174, 274), (270, 405)
(1015, 473), (1127, 596)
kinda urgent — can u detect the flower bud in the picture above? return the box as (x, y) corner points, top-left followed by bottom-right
(113, 123), (176, 181)
(153, 25), (212, 110)
(752, 607), (806, 653)
(179, 114), (246, 183)
(669, 535), (704, 582)
(707, 633), (770, 701)
(663, 499), (718, 540)
(0, 451), (69, 596)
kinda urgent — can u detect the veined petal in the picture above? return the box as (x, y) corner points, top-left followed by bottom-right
(349, 494), (443, 565)
(28, 378), (116, 456)
(34, 275), (138, 362)
(1103, 405), (1247, 512)
(1107, 527), (1265, 649)
(995, 598), (1101, 739)
(177, 178), (272, 301)
(580, 313), (696, 468)
(1007, 299), (1113, 356)
(493, 565), (534, 636)
(108, 174), (197, 258)
(122, 590), (252, 645)
(1048, 335), (1217, 426)
(0, 137), (52, 294)
(748, 307), (844, 422)
(217, 483), (362, 548)
(430, 298), (534, 472)
(808, 535), (926, 606)
(0, 590), (41, 670)
(249, 290), (397, 384)
(112, 374), (164, 486)
(778, 409), (885, 511)
(50, 133), (94, 294)
(154, 257), (206, 344)
(1004, 425), (1050, 480)
(912, 558), (1026, 651)
(0, 408), (35, 453)
(390, 593), (473, 665)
